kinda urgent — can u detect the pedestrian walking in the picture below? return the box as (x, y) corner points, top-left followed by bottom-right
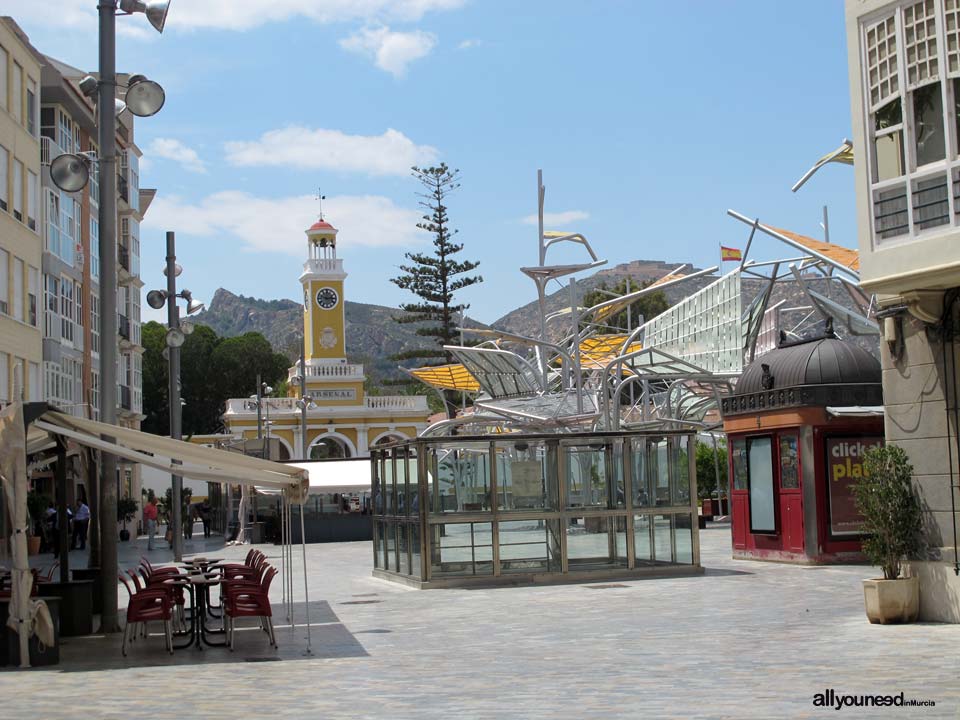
(71, 500), (90, 550)
(143, 496), (159, 550)
(199, 500), (212, 538)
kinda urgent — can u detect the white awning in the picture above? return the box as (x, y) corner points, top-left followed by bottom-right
(826, 406), (885, 418)
(32, 411), (308, 499)
(285, 459), (373, 494)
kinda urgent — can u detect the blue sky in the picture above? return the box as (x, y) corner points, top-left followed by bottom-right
(8, 0), (855, 326)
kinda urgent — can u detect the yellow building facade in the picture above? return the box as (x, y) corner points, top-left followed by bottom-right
(222, 217), (431, 458)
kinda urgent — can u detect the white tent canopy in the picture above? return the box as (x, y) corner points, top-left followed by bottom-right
(285, 459), (372, 494)
(32, 411), (309, 498)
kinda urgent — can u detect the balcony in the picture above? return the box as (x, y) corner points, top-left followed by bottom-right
(40, 136), (66, 167)
(119, 384), (131, 410)
(301, 258), (344, 276)
(118, 174), (129, 204)
(118, 245), (130, 273)
(288, 362), (365, 382)
(118, 314), (131, 341)
(223, 394), (430, 415)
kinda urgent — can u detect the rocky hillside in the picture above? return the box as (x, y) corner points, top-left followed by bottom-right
(196, 257), (879, 377)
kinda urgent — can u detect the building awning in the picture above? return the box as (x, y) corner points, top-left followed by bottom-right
(283, 459), (372, 494)
(31, 411), (308, 498)
(826, 406), (885, 418)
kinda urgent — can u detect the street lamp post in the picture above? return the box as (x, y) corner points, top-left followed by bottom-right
(147, 232), (204, 562)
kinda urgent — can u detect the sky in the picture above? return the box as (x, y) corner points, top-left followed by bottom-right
(6, 0), (856, 326)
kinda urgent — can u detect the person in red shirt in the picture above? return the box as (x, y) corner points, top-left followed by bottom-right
(143, 497), (159, 550)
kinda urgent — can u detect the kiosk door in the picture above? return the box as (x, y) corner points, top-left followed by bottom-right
(777, 434), (804, 554)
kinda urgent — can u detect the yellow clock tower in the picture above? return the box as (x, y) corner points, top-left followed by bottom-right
(302, 219), (346, 361)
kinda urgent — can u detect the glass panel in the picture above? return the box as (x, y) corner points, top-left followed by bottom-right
(498, 519), (561, 573)
(914, 82), (946, 165)
(873, 184), (910, 238)
(410, 523), (422, 578)
(372, 454), (383, 516)
(396, 454), (409, 516)
(731, 439), (748, 490)
(748, 437), (776, 533)
(875, 131), (905, 181)
(374, 521), (384, 568)
(913, 173), (949, 229)
(385, 452), (395, 515)
(432, 443), (491, 513)
(631, 438), (653, 507)
(564, 444), (610, 508)
(653, 440), (670, 506)
(671, 436), (691, 506)
(674, 514), (693, 564)
(430, 522), (493, 576)
(779, 435), (799, 490)
(384, 523), (397, 570)
(566, 516), (628, 569)
(652, 514), (673, 563)
(495, 440), (553, 511)
(634, 514), (652, 564)
(398, 523), (410, 575)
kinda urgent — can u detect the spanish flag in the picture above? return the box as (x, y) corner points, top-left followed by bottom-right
(720, 246), (742, 262)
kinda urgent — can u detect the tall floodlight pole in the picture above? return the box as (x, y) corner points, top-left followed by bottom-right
(166, 232), (183, 561)
(97, 0), (120, 634)
(536, 170), (549, 386)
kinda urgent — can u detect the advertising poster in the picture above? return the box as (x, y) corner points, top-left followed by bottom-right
(826, 437), (883, 536)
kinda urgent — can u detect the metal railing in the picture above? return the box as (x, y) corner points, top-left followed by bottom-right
(40, 136), (67, 166)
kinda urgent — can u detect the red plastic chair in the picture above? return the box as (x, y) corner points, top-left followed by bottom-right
(224, 566), (278, 650)
(119, 574), (173, 656)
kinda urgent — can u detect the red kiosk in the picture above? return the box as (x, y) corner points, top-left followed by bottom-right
(719, 333), (883, 564)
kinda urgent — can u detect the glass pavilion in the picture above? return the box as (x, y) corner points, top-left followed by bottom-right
(371, 430), (702, 587)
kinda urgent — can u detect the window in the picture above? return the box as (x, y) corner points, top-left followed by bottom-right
(44, 275), (58, 340)
(75, 286), (83, 351)
(58, 110), (73, 154)
(60, 192), (76, 266)
(131, 287), (141, 346)
(0, 145), (7, 212)
(12, 159), (22, 222)
(28, 361), (39, 402)
(132, 354), (142, 413)
(46, 190), (61, 257)
(89, 152), (99, 206)
(27, 265), (38, 326)
(91, 369), (100, 420)
(26, 169), (37, 231)
(779, 435), (799, 490)
(862, 2), (960, 242)
(731, 438), (748, 490)
(0, 353), (7, 405)
(128, 152), (140, 213)
(12, 257), (22, 322)
(60, 277), (74, 343)
(0, 248), (8, 315)
(26, 78), (37, 137)
(747, 437), (776, 534)
(0, 46), (7, 111)
(12, 62), (21, 124)
(90, 218), (100, 280)
(91, 292), (100, 355)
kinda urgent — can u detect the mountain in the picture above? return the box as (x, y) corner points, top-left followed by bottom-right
(195, 258), (878, 377)
(191, 289), (489, 381)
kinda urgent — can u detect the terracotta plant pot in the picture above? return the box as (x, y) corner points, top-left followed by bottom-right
(862, 576), (919, 624)
(27, 536), (41, 555)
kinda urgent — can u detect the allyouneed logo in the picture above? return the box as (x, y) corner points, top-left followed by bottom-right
(813, 689), (935, 710)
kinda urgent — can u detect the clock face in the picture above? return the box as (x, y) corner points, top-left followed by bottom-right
(316, 287), (339, 310)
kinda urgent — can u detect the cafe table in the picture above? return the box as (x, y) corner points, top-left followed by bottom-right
(165, 573), (225, 650)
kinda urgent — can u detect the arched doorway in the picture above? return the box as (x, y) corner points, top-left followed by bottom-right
(309, 435), (354, 459)
(372, 432), (405, 448)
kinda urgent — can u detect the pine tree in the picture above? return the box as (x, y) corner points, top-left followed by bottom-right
(391, 163), (482, 417)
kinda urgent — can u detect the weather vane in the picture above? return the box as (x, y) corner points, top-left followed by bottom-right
(317, 189), (326, 220)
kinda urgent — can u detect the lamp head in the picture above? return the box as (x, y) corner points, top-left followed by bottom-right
(186, 299), (205, 315)
(50, 153), (91, 193)
(124, 74), (165, 117)
(119, 0), (170, 33)
(78, 75), (98, 97)
(180, 320), (195, 335)
(162, 262), (182, 278)
(261, 384), (273, 396)
(146, 289), (167, 310)
(165, 327), (185, 348)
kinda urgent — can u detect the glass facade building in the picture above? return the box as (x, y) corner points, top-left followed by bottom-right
(371, 430), (702, 587)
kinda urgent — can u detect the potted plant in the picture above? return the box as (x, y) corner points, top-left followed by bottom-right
(26, 491), (48, 555)
(117, 497), (138, 542)
(853, 444), (924, 624)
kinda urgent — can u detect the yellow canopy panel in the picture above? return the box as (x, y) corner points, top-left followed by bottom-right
(763, 224), (860, 272)
(578, 334), (643, 368)
(409, 363), (481, 392)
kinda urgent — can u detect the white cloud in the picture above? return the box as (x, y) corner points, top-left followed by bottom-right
(142, 191), (423, 254)
(14, 0), (464, 32)
(521, 210), (590, 226)
(339, 26), (436, 77)
(457, 39), (481, 49)
(145, 138), (207, 174)
(224, 126), (438, 175)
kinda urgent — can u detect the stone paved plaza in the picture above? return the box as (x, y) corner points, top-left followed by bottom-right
(3, 524), (960, 719)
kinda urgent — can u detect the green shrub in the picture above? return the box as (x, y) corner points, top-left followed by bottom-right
(852, 445), (923, 580)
